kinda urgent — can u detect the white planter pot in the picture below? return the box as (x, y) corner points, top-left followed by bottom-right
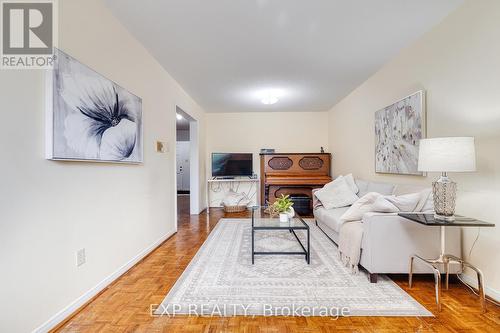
(279, 213), (289, 223)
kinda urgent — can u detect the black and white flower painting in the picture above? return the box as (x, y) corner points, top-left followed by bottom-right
(47, 49), (142, 163)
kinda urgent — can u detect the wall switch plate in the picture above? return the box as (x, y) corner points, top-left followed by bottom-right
(76, 248), (86, 267)
(156, 141), (167, 153)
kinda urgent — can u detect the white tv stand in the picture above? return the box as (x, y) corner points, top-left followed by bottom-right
(206, 177), (259, 214)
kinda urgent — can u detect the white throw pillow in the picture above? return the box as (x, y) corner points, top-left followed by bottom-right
(341, 192), (399, 222)
(314, 176), (359, 209)
(344, 173), (359, 194)
(385, 192), (421, 212)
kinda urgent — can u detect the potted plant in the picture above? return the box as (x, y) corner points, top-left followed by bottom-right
(273, 194), (295, 223)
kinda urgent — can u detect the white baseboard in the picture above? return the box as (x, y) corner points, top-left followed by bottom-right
(459, 273), (500, 303)
(33, 231), (176, 333)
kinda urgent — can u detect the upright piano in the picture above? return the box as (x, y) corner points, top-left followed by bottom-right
(260, 153), (332, 214)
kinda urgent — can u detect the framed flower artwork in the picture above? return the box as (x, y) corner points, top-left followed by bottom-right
(46, 48), (143, 163)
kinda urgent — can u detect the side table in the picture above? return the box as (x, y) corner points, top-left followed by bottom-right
(398, 213), (495, 313)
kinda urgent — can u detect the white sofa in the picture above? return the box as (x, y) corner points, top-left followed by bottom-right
(313, 178), (461, 282)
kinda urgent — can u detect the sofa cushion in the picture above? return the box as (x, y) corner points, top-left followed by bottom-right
(384, 192), (421, 212)
(314, 206), (350, 233)
(355, 179), (395, 197)
(354, 179), (369, 196)
(392, 184), (428, 195)
(392, 184), (433, 212)
(421, 192), (434, 212)
(414, 189), (432, 212)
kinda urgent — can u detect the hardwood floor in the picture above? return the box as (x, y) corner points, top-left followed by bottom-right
(54, 196), (500, 332)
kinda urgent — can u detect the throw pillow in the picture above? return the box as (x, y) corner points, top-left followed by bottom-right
(341, 192), (399, 222)
(344, 173), (359, 194)
(314, 176), (359, 209)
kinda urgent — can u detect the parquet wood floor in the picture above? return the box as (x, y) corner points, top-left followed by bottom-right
(53, 196), (500, 332)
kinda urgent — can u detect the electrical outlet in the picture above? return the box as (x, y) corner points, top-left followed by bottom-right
(76, 248), (86, 267)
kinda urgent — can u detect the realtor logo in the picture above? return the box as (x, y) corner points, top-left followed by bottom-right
(1, 0), (57, 69)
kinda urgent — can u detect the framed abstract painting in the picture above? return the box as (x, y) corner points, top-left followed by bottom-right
(46, 48), (143, 163)
(375, 91), (426, 175)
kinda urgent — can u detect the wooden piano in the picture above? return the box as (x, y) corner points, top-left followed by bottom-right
(260, 153), (332, 214)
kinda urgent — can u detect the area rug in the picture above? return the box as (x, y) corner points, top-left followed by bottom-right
(155, 219), (432, 317)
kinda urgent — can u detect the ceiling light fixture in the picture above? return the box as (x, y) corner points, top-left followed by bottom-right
(259, 89), (284, 105)
(261, 96), (279, 105)
(176, 113), (183, 120)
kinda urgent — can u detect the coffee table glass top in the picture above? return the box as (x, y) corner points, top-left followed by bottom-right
(249, 206), (308, 229)
(250, 206), (311, 264)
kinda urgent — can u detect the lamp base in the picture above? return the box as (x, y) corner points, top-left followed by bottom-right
(432, 173), (457, 218)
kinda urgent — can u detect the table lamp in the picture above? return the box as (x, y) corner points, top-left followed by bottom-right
(418, 137), (476, 221)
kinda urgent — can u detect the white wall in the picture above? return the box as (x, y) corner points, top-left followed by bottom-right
(206, 112), (329, 178)
(0, 1), (206, 332)
(328, 0), (500, 296)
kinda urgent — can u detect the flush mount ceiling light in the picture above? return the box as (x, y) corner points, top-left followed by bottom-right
(258, 89), (284, 105)
(176, 113), (183, 120)
(261, 96), (279, 105)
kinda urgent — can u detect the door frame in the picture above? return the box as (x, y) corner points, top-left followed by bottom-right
(175, 106), (201, 216)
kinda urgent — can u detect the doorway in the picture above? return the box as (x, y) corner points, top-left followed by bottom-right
(175, 106), (200, 222)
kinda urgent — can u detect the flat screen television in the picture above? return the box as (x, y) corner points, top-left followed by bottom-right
(212, 153), (253, 177)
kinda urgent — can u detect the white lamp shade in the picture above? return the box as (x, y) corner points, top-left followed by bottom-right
(418, 137), (476, 172)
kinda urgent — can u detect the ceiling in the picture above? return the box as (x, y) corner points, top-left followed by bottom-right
(104, 0), (463, 113)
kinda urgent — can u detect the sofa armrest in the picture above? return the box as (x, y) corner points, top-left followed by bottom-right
(360, 213), (461, 274)
(312, 188), (323, 209)
(362, 212), (398, 218)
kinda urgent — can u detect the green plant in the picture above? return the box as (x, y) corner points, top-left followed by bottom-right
(273, 194), (294, 213)
(264, 202), (279, 217)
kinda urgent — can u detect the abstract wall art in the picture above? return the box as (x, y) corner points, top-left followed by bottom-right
(46, 49), (143, 163)
(375, 91), (425, 175)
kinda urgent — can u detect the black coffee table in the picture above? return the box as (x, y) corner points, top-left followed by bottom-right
(250, 207), (310, 264)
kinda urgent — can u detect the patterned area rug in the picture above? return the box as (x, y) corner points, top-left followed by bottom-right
(156, 219), (432, 317)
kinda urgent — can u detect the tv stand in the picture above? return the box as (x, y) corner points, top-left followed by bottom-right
(206, 177), (259, 214)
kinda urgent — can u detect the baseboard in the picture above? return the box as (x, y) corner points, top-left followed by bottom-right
(33, 230), (176, 333)
(459, 272), (500, 303)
